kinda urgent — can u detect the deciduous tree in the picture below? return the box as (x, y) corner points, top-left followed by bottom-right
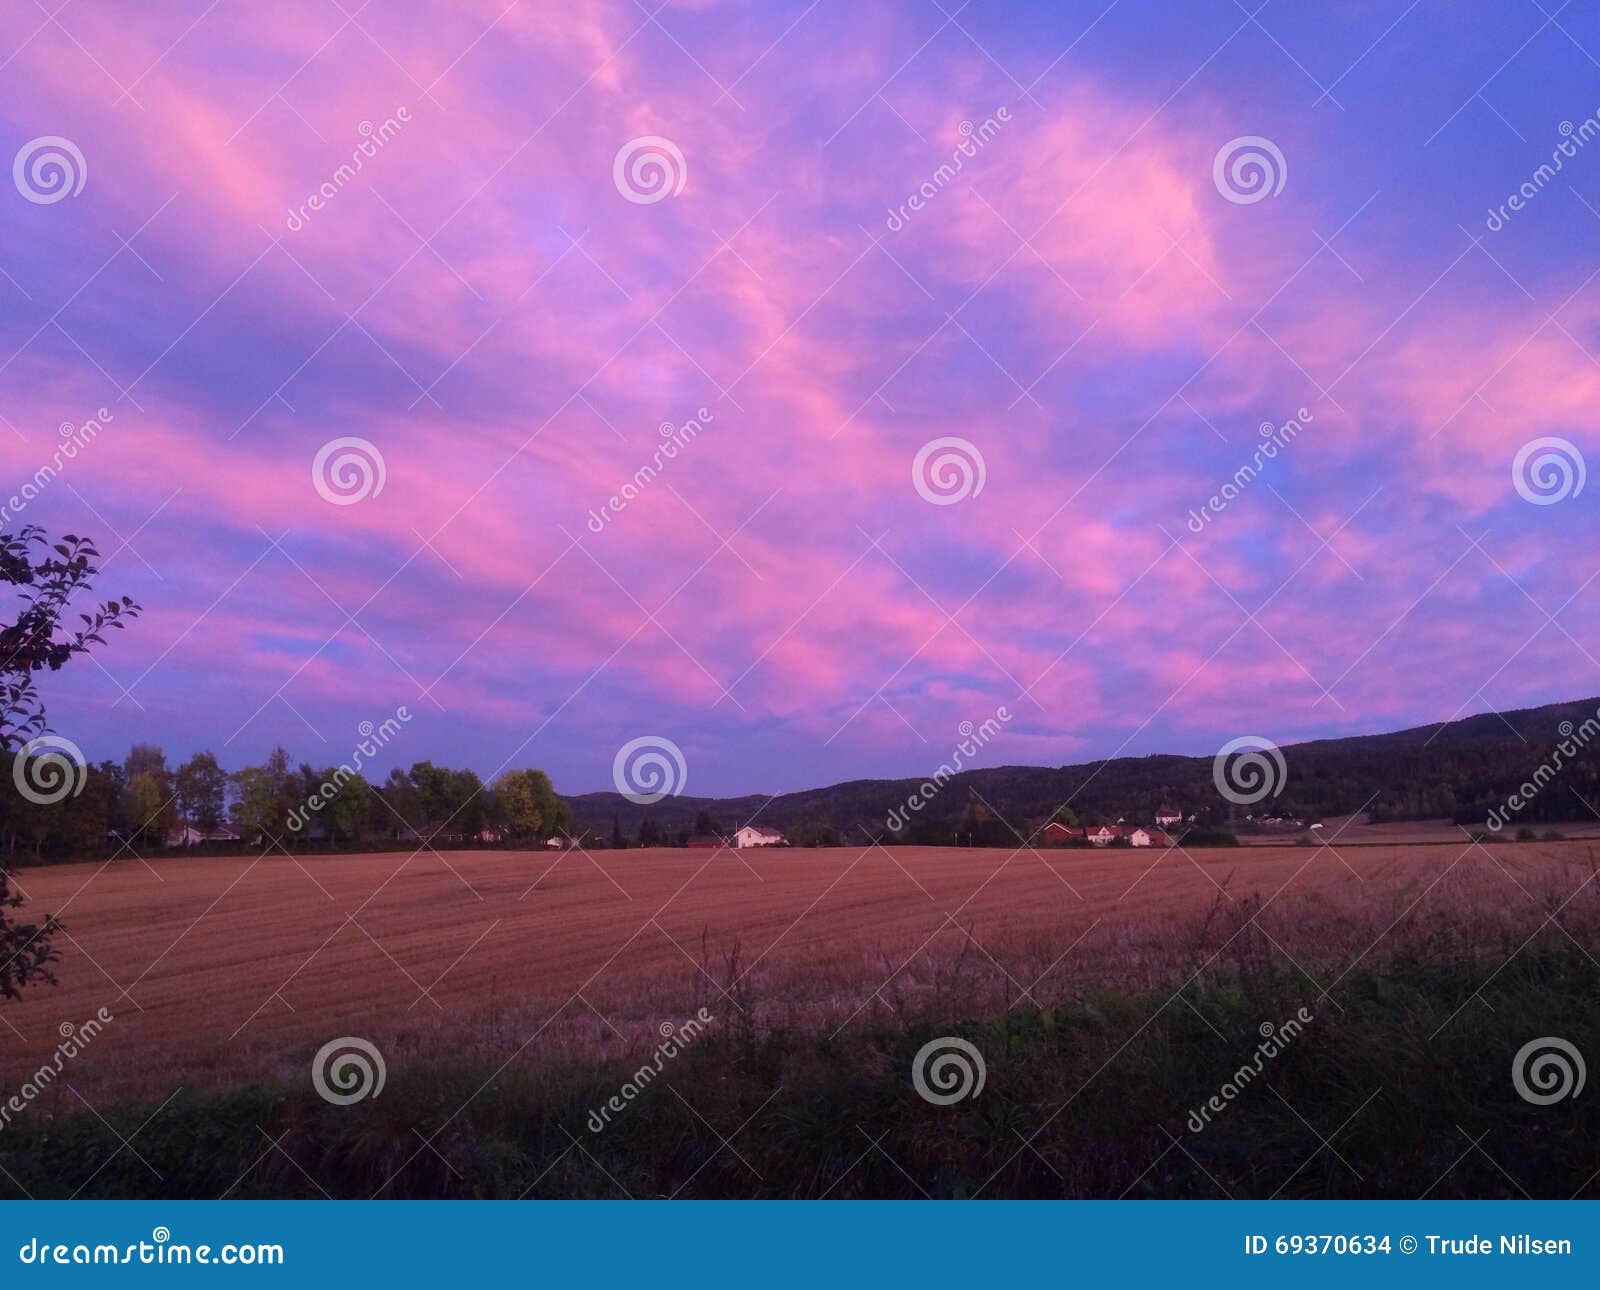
(1, 527), (135, 1000)
(1, 527), (138, 749)
(123, 771), (171, 848)
(176, 751), (227, 833)
(492, 768), (565, 840)
(0, 868), (58, 1001)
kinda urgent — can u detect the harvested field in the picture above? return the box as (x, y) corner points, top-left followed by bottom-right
(1238, 814), (1600, 846)
(3, 839), (1597, 1104)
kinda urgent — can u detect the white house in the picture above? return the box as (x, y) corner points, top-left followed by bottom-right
(1154, 805), (1183, 826)
(166, 821), (245, 847)
(733, 825), (785, 848)
(1085, 825), (1124, 847)
(1129, 827), (1174, 848)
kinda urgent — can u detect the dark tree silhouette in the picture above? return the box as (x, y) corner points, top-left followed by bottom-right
(3, 525), (137, 1000)
(2, 526), (138, 749)
(0, 868), (59, 1000)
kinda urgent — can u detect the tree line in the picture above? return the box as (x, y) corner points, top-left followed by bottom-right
(0, 742), (571, 860)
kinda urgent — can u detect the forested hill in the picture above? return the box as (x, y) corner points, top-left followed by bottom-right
(567, 696), (1600, 843)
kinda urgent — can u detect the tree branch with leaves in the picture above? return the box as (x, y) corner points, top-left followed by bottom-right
(2, 526), (138, 750)
(2, 524), (138, 1001)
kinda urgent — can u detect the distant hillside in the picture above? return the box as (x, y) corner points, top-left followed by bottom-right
(567, 696), (1600, 844)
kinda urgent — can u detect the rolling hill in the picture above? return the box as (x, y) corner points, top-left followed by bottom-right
(567, 696), (1600, 843)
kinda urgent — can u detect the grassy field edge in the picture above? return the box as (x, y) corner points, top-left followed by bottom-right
(3, 941), (1596, 1199)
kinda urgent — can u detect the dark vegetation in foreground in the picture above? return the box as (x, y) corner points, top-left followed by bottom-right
(5, 941), (1595, 1199)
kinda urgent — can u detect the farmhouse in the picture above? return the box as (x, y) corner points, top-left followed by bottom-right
(1154, 805), (1183, 826)
(165, 821), (244, 847)
(733, 825), (785, 848)
(1038, 819), (1178, 849)
(1039, 821), (1084, 845)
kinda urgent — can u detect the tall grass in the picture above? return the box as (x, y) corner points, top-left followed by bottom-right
(3, 926), (1595, 1199)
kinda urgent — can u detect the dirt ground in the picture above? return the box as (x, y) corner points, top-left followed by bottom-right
(1237, 814), (1600, 845)
(3, 836), (1595, 1103)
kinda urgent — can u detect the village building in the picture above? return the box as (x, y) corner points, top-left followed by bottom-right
(1154, 804), (1183, 826)
(165, 821), (245, 847)
(733, 825), (785, 848)
(1039, 821), (1083, 845)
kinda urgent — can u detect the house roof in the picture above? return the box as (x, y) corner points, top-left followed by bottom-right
(739, 825), (784, 838)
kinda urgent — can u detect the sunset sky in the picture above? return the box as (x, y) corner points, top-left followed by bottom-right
(3, 0), (1598, 797)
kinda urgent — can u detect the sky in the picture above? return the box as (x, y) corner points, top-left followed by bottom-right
(2, 0), (1599, 799)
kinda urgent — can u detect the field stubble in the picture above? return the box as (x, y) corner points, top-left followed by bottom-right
(2, 837), (1596, 1107)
